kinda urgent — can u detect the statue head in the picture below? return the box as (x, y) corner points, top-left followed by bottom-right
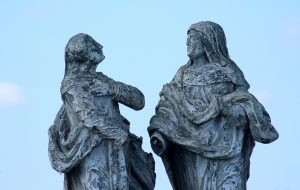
(186, 30), (206, 60)
(188, 21), (230, 66)
(64, 33), (105, 74)
(187, 21), (250, 89)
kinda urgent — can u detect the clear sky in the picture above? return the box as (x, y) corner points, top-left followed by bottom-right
(1, 1), (299, 189)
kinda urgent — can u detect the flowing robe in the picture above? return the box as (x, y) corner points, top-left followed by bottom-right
(49, 72), (154, 190)
(148, 63), (279, 190)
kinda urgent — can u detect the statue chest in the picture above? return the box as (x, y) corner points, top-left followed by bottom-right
(182, 64), (231, 87)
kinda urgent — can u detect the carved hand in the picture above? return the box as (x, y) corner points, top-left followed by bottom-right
(222, 105), (248, 127)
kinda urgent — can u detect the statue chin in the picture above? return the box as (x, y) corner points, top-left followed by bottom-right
(100, 55), (105, 62)
(96, 55), (105, 64)
(187, 52), (194, 59)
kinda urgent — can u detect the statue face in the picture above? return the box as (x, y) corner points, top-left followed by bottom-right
(186, 30), (205, 59)
(87, 39), (105, 64)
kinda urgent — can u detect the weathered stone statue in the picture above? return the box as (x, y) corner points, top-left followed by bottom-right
(48, 33), (155, 190)
(148, 21), (279, 190)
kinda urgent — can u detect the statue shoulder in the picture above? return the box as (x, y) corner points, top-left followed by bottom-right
(170, 63), (189, 85)
(60, 75), (91, 95)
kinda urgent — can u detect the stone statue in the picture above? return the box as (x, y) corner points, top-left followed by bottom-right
(148, 21), (279, 190)
(48, 33), (155, 190)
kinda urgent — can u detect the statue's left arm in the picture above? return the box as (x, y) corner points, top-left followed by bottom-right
(222, 91), (279, 143)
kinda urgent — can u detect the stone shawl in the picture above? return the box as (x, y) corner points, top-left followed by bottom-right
(49, 106), (156, 190)
(148, 64), (279, 157)
(149, 84), (278, 158)
(148, 64), (278, 189)
(48, 94), (102, 173)
(48, 104), (103, 173)
(49, 73), (155, 190)
(48, 73), (129, 173)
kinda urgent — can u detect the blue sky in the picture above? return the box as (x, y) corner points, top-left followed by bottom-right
(1, 1), (299, 189)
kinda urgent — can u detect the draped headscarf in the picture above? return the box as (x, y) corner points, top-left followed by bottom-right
(188, 21), (250, 89)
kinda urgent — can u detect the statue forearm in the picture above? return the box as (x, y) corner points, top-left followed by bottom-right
(112, 82), (145, 110)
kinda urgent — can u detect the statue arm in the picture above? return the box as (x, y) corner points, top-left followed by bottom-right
(111, 81), (145, 110)
(221, 91), (279, 143)
(92, 73), (145, 110)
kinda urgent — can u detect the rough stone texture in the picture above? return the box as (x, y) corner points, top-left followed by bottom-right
(148, 21), (279, 190)
(48, 33), (155, 190)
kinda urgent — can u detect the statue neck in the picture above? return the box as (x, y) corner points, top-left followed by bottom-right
(66, 61), (98, 76)
(78, 62), (97, 74)
(191, 54), (209, 67)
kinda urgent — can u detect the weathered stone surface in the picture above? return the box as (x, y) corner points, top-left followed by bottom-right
(48, 33), (155, 190)
(148, 21), (279, 190)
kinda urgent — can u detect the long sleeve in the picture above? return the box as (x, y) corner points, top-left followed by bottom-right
(96, 72), (145, 111)
(222, 91), (279, 144)
(112, 81), (145, 110)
